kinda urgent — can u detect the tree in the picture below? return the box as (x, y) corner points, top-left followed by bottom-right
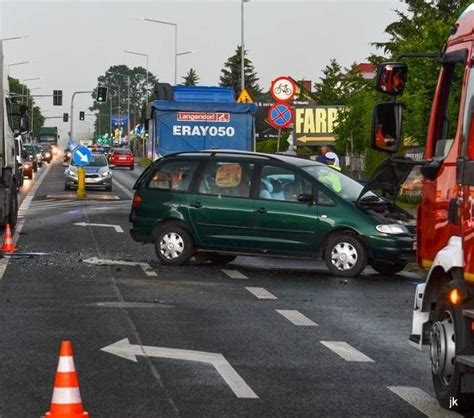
(90, 65), (157, 136)
(219, 45), (262, 96)
(8, 77), (44, 137)
(313, 59), (347, 105)
(182, 68), (199, 86)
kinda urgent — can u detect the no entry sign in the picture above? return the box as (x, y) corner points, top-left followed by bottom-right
(268, 103), (294, 129)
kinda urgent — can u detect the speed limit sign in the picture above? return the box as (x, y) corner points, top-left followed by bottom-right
(270, 76), (296, 102)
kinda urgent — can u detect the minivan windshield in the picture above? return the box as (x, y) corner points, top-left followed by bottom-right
(71, 154), (107, 167)
(302, 165), (374, 202)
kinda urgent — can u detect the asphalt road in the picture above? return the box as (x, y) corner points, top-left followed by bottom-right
(0, 157), (459, 417)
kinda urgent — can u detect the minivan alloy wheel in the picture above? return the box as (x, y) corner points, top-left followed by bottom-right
(331, 242), (358, 271)
(160, 232), (184, 259)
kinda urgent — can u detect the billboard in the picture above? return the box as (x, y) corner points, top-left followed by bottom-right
(293, 106), (342, 145)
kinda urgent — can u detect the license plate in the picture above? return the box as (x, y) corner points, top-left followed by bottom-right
(85, 178), (95, 183)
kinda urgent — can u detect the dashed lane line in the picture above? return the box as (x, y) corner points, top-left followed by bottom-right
(222, 269), (248, 279)
(0, 162), (53, 280)
(83, 257), (157, 277)
(276, 310), (318, 326)
(245, 287), (277, 300)
(320, 341), (374, 362)
(387, 386), (460, 417)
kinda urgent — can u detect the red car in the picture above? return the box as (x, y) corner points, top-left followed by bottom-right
(109, 148), (134, 170)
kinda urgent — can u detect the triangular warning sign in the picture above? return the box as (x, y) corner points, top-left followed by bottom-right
(237, 88), (254, 103)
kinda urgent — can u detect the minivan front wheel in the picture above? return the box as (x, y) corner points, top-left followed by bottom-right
(155, 223), (194, 266)
(324, 233), (367, 277)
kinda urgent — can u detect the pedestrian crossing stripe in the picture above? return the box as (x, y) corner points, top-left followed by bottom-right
(237, 88), (253, 104)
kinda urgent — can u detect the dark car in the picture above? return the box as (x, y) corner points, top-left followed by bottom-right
(23, 145), (39, 172)
(39, 143), (53, 163)
(130, 151), (416, 277)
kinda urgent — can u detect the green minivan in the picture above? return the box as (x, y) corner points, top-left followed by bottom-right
(130, 151), (415, 277)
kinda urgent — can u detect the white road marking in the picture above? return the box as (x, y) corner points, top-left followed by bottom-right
(112, 177), (134, 199)
(74, 222), (124, 233)
(222, 269), (248, 279)
(101, 338), (258, 399)
(276, 310), (318, 326)
(0, 162), (53, 280)
(387, 386), (460, 417)
(320, 341), (374, 362)
(83, 256), (157, 277)
(245, 287), (277, 300)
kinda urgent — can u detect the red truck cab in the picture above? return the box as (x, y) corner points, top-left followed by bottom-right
(371, 4), (474, 413)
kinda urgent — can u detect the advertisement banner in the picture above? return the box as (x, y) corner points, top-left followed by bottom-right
(111, 114), (128, 127)
(293, 106), (342, 145)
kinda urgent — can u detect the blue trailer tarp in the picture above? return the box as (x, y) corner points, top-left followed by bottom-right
(151, 100), (257, 156)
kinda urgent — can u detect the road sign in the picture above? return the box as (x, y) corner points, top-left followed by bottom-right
(72, 146), (92, 166)
(268, 103), (294, 129)
(236, 88), (253, 103)
(270, 76), (296, 102)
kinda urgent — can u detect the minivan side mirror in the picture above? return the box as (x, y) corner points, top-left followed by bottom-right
(371, 102), (402, 154)
(375, 62), (408, 96)
(297, 193), (314, 204)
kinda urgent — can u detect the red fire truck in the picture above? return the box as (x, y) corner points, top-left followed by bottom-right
(371, 4), (474, 413)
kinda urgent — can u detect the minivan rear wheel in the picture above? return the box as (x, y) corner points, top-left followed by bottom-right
(324, 233), (367, 277)
(155, 223), (194, 266)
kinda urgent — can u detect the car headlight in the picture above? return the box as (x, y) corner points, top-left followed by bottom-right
(101, 170), (112, 177)
(376, 224), (409, 235)
(24, 163), (31, 169)
(67, 169), (77, 178)
(46, 152), (51, 158)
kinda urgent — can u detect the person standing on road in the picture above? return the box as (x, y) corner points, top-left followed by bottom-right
(317, 145), (330, 164)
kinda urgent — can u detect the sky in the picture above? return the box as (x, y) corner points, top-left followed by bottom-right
(1, 0), (407, 142)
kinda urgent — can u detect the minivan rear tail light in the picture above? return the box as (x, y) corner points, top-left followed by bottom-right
(132, 193), (142, 208)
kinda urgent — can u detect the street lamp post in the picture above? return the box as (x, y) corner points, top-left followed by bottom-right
(0, 35), (29, 42)
(21, 77), (40, 105)
(7, 61), (30, 75)
(241, 0), (251, 92)
(137, 17), (178, 85)
(124, 50), (149, 108)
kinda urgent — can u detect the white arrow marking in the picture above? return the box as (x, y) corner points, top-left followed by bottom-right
(74, 222), (124, 233)
(83, 257), (157, 277)
(101, 338), (258, 399)
(75, 149), (89, 163)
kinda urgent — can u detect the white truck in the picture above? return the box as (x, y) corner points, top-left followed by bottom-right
(0, 41), (21, 227)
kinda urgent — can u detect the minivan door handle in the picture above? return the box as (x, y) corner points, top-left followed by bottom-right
(255, 207), (267, 214)
(190, 201), (202, 209)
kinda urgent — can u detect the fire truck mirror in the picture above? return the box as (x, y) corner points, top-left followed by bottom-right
(371, 102), (402, 154)
(457, 158), (474, 186)
(376, 62), (408, 96)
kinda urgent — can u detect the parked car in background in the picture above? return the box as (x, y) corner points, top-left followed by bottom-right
(64, 153), (113, 191)
(64, 148), (72, 163)
(130, 151), (416, 277)
(23, 145), (39, 172)
(109, 148), (134, 170)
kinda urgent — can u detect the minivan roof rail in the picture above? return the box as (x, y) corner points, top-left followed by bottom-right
(163, 149), (283, 162)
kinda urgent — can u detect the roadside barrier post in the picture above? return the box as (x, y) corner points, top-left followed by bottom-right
(77, 167), (87, 199)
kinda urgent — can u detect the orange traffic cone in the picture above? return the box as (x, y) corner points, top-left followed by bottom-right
(45, 341), (89, 418)
(1, 224), (15, 253)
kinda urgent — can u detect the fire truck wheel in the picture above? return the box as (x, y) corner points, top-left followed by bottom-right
(431, 299), (474, 413)
(324, 233), (367, 277)
(370, 261), (407, 275)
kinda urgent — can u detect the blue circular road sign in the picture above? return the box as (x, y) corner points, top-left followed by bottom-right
(72, 146), (92, 166)
(268, 103), (294, 129)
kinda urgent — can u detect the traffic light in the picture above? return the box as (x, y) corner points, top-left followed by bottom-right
(63, 113), (69, 122)
(79, 111), (85, 121)
(53, 90), (62, 106)
(96, 86), (108, 103)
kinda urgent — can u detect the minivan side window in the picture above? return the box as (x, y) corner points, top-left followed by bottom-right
(147, 160), (199, 191)
(197, 160), (254, 198)
(259, 165), (312, 202)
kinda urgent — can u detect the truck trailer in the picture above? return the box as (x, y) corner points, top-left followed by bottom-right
(147, 86), (257, 158)
(0, 41), (20, 227)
